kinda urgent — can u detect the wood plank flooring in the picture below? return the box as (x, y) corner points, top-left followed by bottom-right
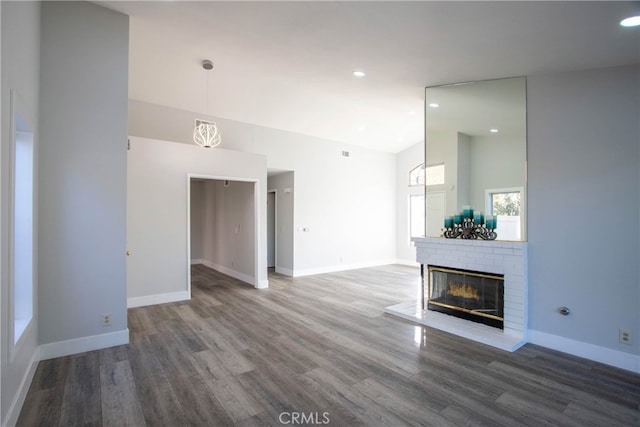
(18, 264), (640, 426)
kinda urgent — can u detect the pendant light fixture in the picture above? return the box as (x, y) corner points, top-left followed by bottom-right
(193, 59), (222, 148)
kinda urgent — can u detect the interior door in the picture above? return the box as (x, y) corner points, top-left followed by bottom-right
(426, 191), (446, 237)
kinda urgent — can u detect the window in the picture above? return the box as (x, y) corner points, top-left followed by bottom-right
(486, 188), (523, 241)
(425, 164), (445, 186)
(12, 95), (34, 345)
(409, 163), (445, 187)
(409, 164), (425, 186)
(409, 194), (425, 239)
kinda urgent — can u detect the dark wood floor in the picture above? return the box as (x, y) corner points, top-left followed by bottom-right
(18, 264), (640, 426)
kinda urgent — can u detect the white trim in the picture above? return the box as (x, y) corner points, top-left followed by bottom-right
(275, 266), (294, 276)
(3, 347), (40, 427)
(191, 258), (204, 265)
(254, 181), (262, 288)
(267, 189), (277, 269)
(187, 177), (191, 301)
(127, 291), (190, 308)
(293, 259), (397, 277)
(257, 279), (269, 289)
(187, 174), (264, 290)
(394, 259), (420, 268)
(39, 329), (129, 361)
(200, 259), (254, 286)
(529, 329), (640, 374)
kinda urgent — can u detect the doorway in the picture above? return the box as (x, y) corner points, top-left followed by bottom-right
(187, 174), (263, 290)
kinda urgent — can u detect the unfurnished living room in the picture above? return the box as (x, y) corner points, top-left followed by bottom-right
(1, 1), (639, 426)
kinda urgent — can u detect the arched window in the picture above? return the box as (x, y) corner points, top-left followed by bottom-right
(408, 163), (425, 186)
(409, 163), (445, 186)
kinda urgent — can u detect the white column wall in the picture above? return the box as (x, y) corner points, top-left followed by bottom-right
(0, 2), (40, 424)
(38, 2), (130, 357)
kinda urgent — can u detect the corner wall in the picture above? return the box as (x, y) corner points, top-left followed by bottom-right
(1, 2), (40, 424)
(528, 64), (639, 372)
(38, 2), (129, 357)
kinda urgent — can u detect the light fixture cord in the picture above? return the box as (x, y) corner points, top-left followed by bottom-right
(206, 68), (209, 114)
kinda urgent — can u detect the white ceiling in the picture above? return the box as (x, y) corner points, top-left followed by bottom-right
(97, 1), (639, 153)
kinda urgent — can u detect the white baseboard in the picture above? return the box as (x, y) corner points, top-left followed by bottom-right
(529, 329), (640, 373)
(127, 290), (190, 308)
(200, 259), (255, 286)
(275, 266), (294, 277)
(39, 329), (130, 361)
(257, 279), (269, 289)
(292, 259), (397, 277)
(3, 348), (40, 427)
(191, 258), (204, 265)
(393, 259), (420, 267)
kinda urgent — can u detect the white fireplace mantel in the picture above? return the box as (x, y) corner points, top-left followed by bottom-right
(385, 237), (528, 351)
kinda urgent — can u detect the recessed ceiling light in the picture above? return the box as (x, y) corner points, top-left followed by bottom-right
(490, 128), (499, 133)
(620, 16), (640, 27)
(353, 71), (366, 77)
(429, 103), (440, 108)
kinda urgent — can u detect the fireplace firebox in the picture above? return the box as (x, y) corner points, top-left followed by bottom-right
(427, 265), (504, 329)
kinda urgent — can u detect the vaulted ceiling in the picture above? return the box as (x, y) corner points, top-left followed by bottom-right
(98, 1), (640, 153)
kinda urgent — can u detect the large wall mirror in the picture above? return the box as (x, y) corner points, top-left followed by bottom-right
(424, 77), (527, 241)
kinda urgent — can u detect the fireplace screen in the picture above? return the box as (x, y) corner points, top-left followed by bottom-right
(428, 265), (504, 329)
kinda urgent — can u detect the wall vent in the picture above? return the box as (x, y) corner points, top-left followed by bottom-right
(341, 150), (350, 157)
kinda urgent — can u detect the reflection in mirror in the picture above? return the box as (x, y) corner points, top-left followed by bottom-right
(424, 77), (527, 241)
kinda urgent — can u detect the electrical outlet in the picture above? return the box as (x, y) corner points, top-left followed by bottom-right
(619, 329), (631, 345)
(102, 313), (112, 327)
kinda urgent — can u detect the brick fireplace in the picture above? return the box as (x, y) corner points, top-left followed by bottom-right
(385, 237), (528, 351)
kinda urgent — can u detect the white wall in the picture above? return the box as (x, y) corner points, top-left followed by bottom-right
(200, 179), (256, 283)
(129, 100), (397, 276)
(425, 130), (458, 214)
(456, 133), (471, 209)
(267, 172), (295, 274)
(127, 137), (267, 306)
(261, 131), (397, 275)
(0, 2), (40, 424)
(38, 2), (129, 356)
(395, 141), (423, 264)
(468, 134), (526, 210)
(528, 64), (639, 370)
